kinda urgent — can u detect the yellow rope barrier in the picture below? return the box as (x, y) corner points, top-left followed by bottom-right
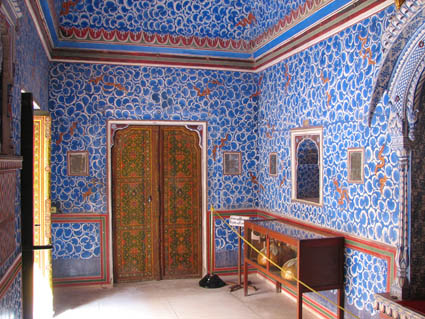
(211, 207), (359, 319)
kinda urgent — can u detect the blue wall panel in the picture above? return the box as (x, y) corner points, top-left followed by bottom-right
(48, 64), (260, 280)
(256, 7), (395, 316)
(0, 0), (49, 317)
(47, 5), (400, 318)
(49, 64), (259, 213)
(52, 222), (101, 278)
(257, 7), (396, 244)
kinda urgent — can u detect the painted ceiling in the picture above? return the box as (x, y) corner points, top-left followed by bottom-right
(57, 0), (306, 41)
(30, 0), (392, 70)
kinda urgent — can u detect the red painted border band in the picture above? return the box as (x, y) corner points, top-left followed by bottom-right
(51, 214), (110, 287)
(0, 254), (22, 299)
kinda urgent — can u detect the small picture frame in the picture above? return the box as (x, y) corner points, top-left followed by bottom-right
(223, 152), (241, 175)
(347, 148), (364, 184)
(269, 153), (278, 176)
(67, 151), (89, 176)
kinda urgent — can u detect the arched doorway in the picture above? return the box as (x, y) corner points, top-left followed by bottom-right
(107, 121), (208, 283)
(409, 76), (425, 297)
(369, 0), (425, 301)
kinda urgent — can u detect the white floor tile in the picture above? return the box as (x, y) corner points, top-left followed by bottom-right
(53, 277), (319, 319)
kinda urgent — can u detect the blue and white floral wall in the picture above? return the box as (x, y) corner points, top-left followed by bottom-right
(255, 6), (396, 317)
(48, 63), (260, 279)
(49, 64), (259, 213)
(0, 0), (49, 318)
(0, 0), (410, 317)
(46, 3), (403, 318)
(52, 221), (102, 279)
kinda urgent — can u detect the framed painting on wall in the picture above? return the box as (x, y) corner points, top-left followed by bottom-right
(223, 152), (241, 175)
(269, 153), (278, 176)
(67, 151), (89, 176)
(347, 148), (364, 183)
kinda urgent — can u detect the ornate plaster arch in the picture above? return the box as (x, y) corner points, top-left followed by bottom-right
(370, 0), (425, 143)
(369, 0), (425, 301)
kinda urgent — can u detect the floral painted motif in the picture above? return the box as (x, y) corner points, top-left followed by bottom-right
(52, 222), (100, 259)
(48, 4), (401, 317)
(257, 8), (398, 246)
(57, 0), (310, 41)
(49, 64), (259, 213)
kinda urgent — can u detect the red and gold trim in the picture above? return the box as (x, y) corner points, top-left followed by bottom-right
(0, 254), (22, 300)
(51, 214), (110, 286)
(27, 0), (392, 71)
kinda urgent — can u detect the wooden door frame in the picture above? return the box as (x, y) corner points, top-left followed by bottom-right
(107, 120), (207, 284)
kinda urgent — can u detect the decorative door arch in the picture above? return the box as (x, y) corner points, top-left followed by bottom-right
(369, 0), (425, 301)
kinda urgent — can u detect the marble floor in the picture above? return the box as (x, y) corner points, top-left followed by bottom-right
(53, 276), (319, 319)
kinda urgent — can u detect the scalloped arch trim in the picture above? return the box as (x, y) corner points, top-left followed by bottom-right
(369, 0), (425, 128)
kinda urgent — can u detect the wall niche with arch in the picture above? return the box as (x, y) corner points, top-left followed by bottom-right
(290, 126), (323, 206)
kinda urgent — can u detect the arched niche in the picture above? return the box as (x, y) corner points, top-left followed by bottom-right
(369, 0), (425, 301)
(296, 138), (320, 201)
(290, 126), (323, 206)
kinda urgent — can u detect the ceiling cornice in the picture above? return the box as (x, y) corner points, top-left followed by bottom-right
(254, 0), (393, 72)
(25, 0), (393, 72)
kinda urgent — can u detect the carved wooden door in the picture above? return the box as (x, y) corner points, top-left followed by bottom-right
(160, 126), (201, 279)
(112, 126), (160, 282)
(112, 125), (201, 282)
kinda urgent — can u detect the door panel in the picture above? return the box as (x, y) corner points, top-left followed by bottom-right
(112, 125), (201, 282)
(33, 112), (53, 318)
(161, 127), (201, 278)
(112, 126), (160, 282)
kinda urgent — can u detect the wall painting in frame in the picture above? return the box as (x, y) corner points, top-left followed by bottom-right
(223, 152), (241, 175)
(269, 152), (278, 177)
(67, 151), (89, 176)
(347, 148), (364, 184)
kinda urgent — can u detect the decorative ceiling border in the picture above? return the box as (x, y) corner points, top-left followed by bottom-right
(25, 0), (53, 58)
(254, 0), (393, 71)
(56, 0), (335, 54)
(26, 0), (393, 71)
(58, 27), (254, 53)
(251, 0), (334, 53)
(50, 48), (255, 71)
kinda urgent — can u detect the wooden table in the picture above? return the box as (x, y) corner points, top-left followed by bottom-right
(243, 219), (345, 319)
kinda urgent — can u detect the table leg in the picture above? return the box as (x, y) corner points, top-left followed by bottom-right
(297, 287), (302, 319)
(275, 281), (281, 293)
(244, 262), (248, 296)
(338, 288), (344, 319)
(238, 227), (242, 286)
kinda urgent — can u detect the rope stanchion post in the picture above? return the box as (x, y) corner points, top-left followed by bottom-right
(228, 225), (243, 292)
(237, 226), (242, 286)
(213, 208), (359, 319)
(210, 206), (214, 274)
(226, 214), (258, 293)
(199, 206), (226, 289)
